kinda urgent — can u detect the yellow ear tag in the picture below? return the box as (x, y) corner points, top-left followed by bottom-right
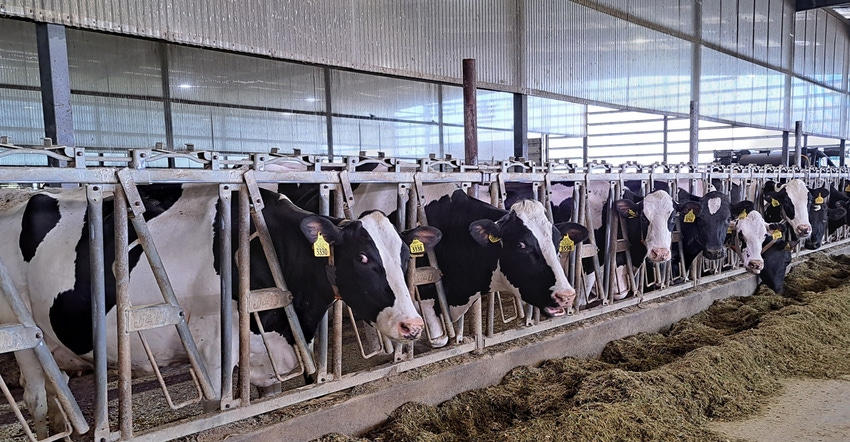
(772, 230), (782, 240)
(738, 210), (748, 220)
(627, 209), (637, 219)
(727, 225), (734, 234)
(845, 184), (850, 192)
(488, 234), (502, 243)
(409, 238), (425, 255)
(559, 235), (575, 253)
(684, 210), (696, 223)
(312, 233), (331, 258)
(815, 194), (824, 204)
(771, 198), (780, 207)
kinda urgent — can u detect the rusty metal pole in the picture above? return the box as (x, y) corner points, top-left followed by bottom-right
(463, 59), (478, 196)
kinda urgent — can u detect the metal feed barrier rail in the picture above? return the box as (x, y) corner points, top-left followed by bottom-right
(0, 137), (848, 441)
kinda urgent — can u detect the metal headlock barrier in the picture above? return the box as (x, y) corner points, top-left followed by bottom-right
(0, 137), (849, 441)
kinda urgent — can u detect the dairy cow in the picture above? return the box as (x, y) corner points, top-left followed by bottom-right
(761, 179), (813, 240)
(731, 207), (791, 293)
(417, 189), (589, 345)
(675, 189), (731, 270)
(0, 183), (438, 436)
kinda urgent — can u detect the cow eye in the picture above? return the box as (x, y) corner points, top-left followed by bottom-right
(358, 253), (369, 264)
(517, 242), (527, 249)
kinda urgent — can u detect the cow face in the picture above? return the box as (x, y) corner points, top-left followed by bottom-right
(762, 179), (812, 239)
(468, 200), (589, 317)
(805, 187), (845, 250)
(616, 190), (674, 263)
(300, 212), (440, 341)
(678, 190), (731, 260)
(733, 211), (787, 275)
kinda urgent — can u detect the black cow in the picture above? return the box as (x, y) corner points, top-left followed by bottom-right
(676, 189), (732, 270)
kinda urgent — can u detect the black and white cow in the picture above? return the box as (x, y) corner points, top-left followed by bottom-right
(828, 184), (850, 236)
(417, 189), (589, 345)
(676, 189), (732, 270)
(0, 183), (438, 436)
(762, 179), (813, 240)
(731, 207), (791, 293)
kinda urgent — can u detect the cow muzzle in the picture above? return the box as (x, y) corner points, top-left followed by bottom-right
(703, 247), (726, 260)
(746, 259), (764, 274)
(648, 247), (671, 263)
(398, 317), (424, 341)
(795, 224), (811, 238)
(546, 288), (576, 317)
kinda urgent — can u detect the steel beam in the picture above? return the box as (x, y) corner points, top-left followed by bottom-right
(36, 23), (74, 148)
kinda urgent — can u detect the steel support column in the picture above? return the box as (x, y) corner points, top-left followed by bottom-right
(688, 0), (702, 166)
(795, 121), (803, 167)
(36, 23), (74, 148)
(841, 139), (846, 167)
(160, 42), (175, 150)
(463, 59), (478, 166)
(782, 131), (790, 166)
(513, 93), (528, 160)
(324, 67), (334, 158)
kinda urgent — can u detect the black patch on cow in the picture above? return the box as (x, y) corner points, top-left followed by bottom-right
(49, 185), (183, 355)
(20, 194), (61, 262)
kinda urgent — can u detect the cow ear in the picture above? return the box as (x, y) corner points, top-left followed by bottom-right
(614, 199), (639, 219)
(622, 188), (643, 203)
(678, 201), (701, 215)
(300, 216), (343, 246)
(828, 207), (847, 221)
(469, 220), (501, 246)
(401, 226), (442, 252)
(730, 200), (755, 218)
(556, 222), (589, 244)
(677, 188), (699, 203)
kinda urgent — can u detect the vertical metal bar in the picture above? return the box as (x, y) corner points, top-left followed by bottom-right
(113, 185), (133, 438)
(160, 42), (174, 150)
(795, 120), (803, 167)
(582, 136), (589, 166)
(324, 67), (334, 158)
(218, 185), (234, 405)
(689, 101), (699, 166)
(840, 139), (846, 167)
(689, 0), (702, 167)
(315, 185), (332, 383)
(36, 23), (74, 148)
(438, 85), (445, 158)
(463, 59), (478, 166)
(513, 93), (528, 160)
(237, 186), (251, 405)
(662, 115), (669, 164)
(87, 185), (109, 439)
(782, 131), (790, 166)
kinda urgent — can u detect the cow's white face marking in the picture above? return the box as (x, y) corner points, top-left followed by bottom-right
(708, 197), (721, 215)
(641, 191), (674, 259)
(735, 211), (768, 272)
(358, 212), (422, 341)
(511, 199), (573, 298)
(783, 179), (811, 233)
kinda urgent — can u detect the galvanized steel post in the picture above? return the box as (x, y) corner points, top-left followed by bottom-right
(36, 23), (75, 148)
(87, 185), (109, 439)
(795, 121), (803, 167)
(218, 184), (234, 406)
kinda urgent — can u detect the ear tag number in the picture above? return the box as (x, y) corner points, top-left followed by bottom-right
(627, 209), (637, 219)
(488, 234), (502, 243)
(738, 210), (748, 220)
(815, 194), (824, 204)
(771, 198), (780, 207)
(409, 238), (426, 255)
(772, 230), (782, 240)
(683, 210), (696, 223)
(559, 235), (575, 253)
(313, 232), (331, 258)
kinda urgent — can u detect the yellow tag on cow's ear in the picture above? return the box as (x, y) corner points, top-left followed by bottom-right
(559, 235), (575, 253)
(727, 225), (734, 234)
(771, 198), (780, 207)
(313, 233), (331, 258)
(772, 230), (782, 240)
(738, 210), (748, 220)
(684, 209), (696, 223)
(845, 184), (850, 192)
(409, 238), (425, 255)
(488, 234), (502, 243)
(815, 194), (824, 204)
(627, 209), (637, 219)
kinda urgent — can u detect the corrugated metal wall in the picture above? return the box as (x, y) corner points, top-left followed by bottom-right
(2, 0), (850, 137)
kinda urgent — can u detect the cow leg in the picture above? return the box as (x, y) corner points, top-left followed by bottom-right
(16, 350), (49, 439)
(417, 299), (448, 348)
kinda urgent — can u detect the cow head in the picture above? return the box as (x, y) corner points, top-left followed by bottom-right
(615, 190), (675, 263)
(827, 184), (850, 236)
(468, 199), (589, 317)
(677, 189), (731, 260)
(732, 210), (787, 275)
(805, 186), (845, 250)
(299, 211), (441, 341)
(762, 179), (812, 239)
